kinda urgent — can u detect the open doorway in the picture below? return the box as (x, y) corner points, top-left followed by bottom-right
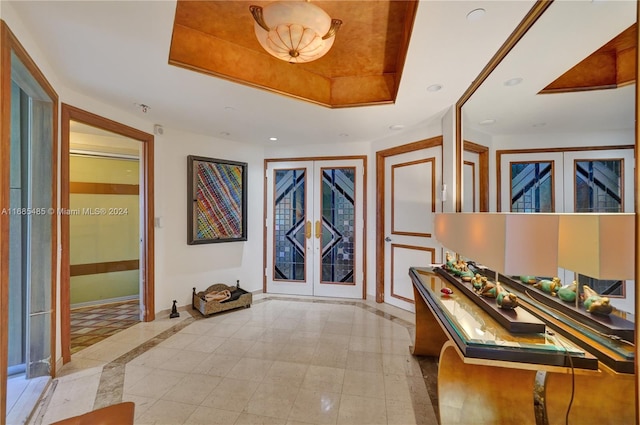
(60, 104), (154, 363)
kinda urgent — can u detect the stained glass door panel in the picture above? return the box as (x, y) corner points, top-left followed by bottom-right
(274, 168), (307, 281)
(266, 160), (364, 298)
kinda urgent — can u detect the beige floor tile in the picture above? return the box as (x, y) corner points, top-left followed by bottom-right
(161, 373), (222, 405)
(380, 338), (412, 355)
(234, 412), (286, 425)
(345, 350), (384, 373)
(158, 332), (200, 349)
(121, 393), (156, 420)
(201, 377), (260, 412)
(244, 341), (284, 361)
(158, 349), (211, 373)
(202, 353), (241, 377)
(337, 394), (387, 425)
(184, 405), (241, 424)
(229, 325), (269, 341)
(288, 389), (341, 424)
(382, 353), (422, 376)
(214, 338), (256, 356)
(136, 399), (198, 425)
(350, 324), (381, 338)
(302, 365), (345, 393)
(321, 322), (352, 336)
(310, 345), (348, 369)
(348, 336), (382, 353)
(205, 322), (244, 338)
(386, 398), (439, 425)
(244, 381), (299, 419)
(125, 368), (186, 399)
(227, 357), (274, 382)
(263, 361), (308, 387)
(278, 344), (317, 365)
(342, 369), (385, 399)
(124, 364), (155, 391)
(128, 346), (181, 368)
(184, 335), (227, 353)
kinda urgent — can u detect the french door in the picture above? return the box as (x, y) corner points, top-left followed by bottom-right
(499, 148), (635, 312)
(265, 159), (364, 298)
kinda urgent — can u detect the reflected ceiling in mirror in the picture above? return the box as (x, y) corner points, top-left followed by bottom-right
(463, 0), (636, 138)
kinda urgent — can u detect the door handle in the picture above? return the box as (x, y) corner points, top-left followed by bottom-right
(315, 220), (321, 239)
(305, 221), (312, 239)
(385, 236), (392, 242)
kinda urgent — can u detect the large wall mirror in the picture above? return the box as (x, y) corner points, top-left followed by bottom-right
(458, 0), (637, 315)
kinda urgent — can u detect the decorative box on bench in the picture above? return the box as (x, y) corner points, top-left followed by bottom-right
(192, 283), (252, 316)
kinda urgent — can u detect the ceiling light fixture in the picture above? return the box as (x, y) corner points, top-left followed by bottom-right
(427, 84), (443, 92)
(479, 119), (496, 125)
(389, 124), (405, 131)
(249, 2), (342, 64)
(504, 77), (523, 87)
(466, 8), (486, 22)
(269, 137), (278, 141)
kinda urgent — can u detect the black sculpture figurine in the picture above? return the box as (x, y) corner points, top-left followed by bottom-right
(170, 300), (180, 318)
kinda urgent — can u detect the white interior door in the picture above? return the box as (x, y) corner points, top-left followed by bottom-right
(265, 160), (364, 298)
(383, 147), (442, 312)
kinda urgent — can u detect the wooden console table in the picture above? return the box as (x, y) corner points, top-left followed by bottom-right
(409, 267), (635, 425)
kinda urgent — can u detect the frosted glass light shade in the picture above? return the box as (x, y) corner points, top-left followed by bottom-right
(558, 213), (634, 280)
(434, 213), (560, 277)
(250, 2), (341, 63)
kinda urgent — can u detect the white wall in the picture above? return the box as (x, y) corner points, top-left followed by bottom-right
(155, 128), (264, 309)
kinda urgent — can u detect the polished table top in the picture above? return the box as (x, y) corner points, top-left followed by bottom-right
(410, 267), (599, 370)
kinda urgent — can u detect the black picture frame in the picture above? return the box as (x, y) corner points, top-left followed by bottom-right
(187, 155), (247, 244)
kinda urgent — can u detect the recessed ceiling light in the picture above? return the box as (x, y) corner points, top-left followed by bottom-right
(339, 133), (349, 137)
(479, 119), (496, 126)
(427, 84), (443, 92)
(220, 131), (230, 136)
(224, 106), (236, 112)
(532, 122), (547, 128)
(504, 77), (523, 86)
(269, 137), (278, 141)
(466, 8), (486, 21)
(389, 124), (405, 131)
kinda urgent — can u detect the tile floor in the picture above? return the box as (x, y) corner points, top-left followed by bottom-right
(70, 300), (140, 354)
(31, 295), (440, 425)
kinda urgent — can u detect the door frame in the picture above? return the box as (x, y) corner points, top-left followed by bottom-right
(263, 156), (367, 297)
(60, 104), (155, 363)
(463, 140), (489, 212)
(375, 136), (442, 303)
(0, 20), (59, 419)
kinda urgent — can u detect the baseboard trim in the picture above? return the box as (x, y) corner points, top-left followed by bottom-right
(70, 295), (138, 310)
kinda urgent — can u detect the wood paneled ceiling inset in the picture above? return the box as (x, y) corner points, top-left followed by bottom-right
(168, 0), (419, 108)
(540, 23), (637, 94)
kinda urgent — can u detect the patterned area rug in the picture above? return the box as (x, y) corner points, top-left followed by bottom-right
(70, 300), (140, 354)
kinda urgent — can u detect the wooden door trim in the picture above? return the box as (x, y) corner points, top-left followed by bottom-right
(464, 140), (489, 211)
(375, 136), (443, 303)
(263, 156), (367, 298)
(60, 104), (154, 364)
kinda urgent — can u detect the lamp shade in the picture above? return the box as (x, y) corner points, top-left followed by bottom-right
(558, 213), (634, 280)
(434, 213), (560, 277)
(250, 2), (342, 64)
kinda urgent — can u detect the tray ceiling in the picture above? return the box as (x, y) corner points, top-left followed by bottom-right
(169, 0), (419, 108)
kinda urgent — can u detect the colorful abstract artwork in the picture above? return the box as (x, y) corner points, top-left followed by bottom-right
(188, 156), (247, 244)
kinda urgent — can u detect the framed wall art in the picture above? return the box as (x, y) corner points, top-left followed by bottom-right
(187, 155), (247, 244)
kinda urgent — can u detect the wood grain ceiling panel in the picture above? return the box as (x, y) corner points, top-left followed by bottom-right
(541, 23), (636, 94)
(169, 0), (419, 107)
